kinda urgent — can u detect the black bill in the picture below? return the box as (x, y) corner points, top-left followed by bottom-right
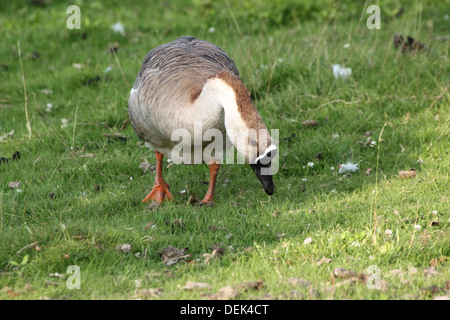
(250, 161), (275, 195)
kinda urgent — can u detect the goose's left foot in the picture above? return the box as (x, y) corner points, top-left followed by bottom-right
(201, 162), (220, 204)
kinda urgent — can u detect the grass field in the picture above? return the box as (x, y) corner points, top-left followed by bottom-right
(0, 0), (449, 300)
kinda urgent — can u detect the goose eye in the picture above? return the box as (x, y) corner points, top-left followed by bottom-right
(267, 152), (272, 158)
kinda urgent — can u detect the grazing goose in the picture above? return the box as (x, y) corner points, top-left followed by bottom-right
(128, 36), (276, 204)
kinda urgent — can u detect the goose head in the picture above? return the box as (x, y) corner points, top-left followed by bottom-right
(233, 127), (276, 196)
(250, 143), (277, 195)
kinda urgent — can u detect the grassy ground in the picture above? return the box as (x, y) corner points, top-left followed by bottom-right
(0, 0), (449, 300)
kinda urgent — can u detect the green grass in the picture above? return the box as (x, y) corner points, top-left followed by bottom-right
(0, 0), (449, 300)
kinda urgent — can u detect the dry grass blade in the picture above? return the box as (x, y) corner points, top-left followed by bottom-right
(17, 41), (32, 138)
(17, 242), (39, 254)
(372, 122), (386, 245)
(109, 42), (130, 88)
(0, 130), (14, 142)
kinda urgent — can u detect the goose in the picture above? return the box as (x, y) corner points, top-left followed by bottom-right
(128, 36), (276, 204)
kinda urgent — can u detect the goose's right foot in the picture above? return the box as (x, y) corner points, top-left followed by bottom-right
(143, 183), (172, 203)
(142, 150), (172, 204)
(201, 161), (220, 205)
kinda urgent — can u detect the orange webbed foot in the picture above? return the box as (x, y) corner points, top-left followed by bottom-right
(200, 198), (215, 207)
(200, 162), (220, 207)
(143, 151), (172, 204)
(201, 194), (215, 205)
(143, 183), (172, 204)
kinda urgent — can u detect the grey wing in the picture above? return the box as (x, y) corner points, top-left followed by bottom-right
(132, 36), (239, 90)
(189, 37), (240, 77)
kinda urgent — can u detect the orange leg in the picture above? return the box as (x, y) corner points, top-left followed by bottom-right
(143, 151), (172, 203)
(201, 162), (220, 204)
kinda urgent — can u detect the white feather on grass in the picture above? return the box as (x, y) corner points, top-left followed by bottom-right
(111, 22), (125, 36)
(338, 161), (359, 173)
(332, 64), (352, 79)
